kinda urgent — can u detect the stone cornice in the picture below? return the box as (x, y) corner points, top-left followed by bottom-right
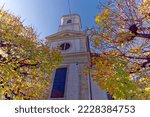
(46, 30), (86, 41)
(62, 52), (91, 65)
(62, 52), (90, 58)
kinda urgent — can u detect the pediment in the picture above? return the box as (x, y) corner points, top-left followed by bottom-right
(46, 31), (86, 40)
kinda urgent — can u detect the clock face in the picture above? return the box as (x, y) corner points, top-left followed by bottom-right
(60, 43), (71, 51)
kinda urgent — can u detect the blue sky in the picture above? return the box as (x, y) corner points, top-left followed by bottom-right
(0, 0), (100, 39)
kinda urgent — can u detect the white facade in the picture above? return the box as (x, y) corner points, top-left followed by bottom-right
(46, 14), (108, 100)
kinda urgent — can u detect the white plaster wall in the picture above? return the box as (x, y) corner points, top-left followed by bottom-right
(91, 79), (108, 100)
(80, 38), (87, 52)
(74, 17), (80, 23)
(66, 64), (80, 99)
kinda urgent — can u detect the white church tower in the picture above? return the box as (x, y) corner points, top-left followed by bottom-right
(46, 14), (108, 100)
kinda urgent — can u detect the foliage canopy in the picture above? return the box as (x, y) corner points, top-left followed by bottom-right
(89, 0), (150, 99)
(0, 8), (62, 100)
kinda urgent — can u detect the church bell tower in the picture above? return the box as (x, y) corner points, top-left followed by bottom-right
(46, 14), (91, 100)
